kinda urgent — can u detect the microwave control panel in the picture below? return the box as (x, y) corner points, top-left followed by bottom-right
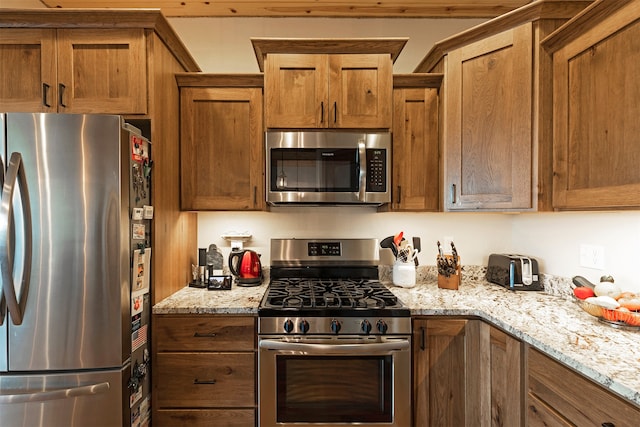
(366, 149), (387, 192)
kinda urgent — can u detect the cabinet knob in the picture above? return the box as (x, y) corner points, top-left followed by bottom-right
(320, 101), (324, 124)
(601, 423), (615, 427)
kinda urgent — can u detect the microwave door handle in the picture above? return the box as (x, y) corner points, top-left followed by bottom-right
(0, 152), (33, 326)
(358, 141), (366, 202)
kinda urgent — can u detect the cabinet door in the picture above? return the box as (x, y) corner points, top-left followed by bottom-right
(0, 29), (57, 112)
(444, 25), (532, 210)
(392, 87), (439, 210)
(552, 6), (640, 209)
(488, 326), (524, 426)
(413, 318), (468, 427)
(56, 28), (147, 114)
(527, 347), (640, 426)
(329, 54), (392, 129)
(180, 87), (264, 210)
(264, 53), (327, 128)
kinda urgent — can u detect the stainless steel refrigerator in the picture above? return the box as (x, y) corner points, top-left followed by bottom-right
(0, 113), (152, 426)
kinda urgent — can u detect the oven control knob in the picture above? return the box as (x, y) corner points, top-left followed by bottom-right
(376, 319), (388, 334)
(330, 319), (341, 334)
(299, 320), (310, 334)
(361, 320), (372, 335)
(283, 319), (294, 333)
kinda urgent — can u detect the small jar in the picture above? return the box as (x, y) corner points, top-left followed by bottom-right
(392, 260), (416, 288)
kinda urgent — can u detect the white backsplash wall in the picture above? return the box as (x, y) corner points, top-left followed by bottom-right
(511, 211), (640, 292)
(198, 209), (512, 268)
(199, 210), (640, 292)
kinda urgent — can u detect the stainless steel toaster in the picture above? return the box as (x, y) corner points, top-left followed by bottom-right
(486, 254), (542, 291)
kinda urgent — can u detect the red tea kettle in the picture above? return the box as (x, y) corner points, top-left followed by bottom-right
(228, 250), (263, 286)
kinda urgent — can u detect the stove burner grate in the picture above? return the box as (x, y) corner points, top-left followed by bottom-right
(263, 278), (401, 310)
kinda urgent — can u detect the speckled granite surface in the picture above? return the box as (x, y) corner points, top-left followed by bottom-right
(153, 267), (640, 407)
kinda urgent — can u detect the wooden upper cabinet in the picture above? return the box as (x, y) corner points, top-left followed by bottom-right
(179, 78), (264, 211)
(415, 1), (592, 211)
(445, 25), (533, 211)
(391, 75), (441, 211)
(0, 28), (147, 114)
(544, 0), (640, 210)
(0, 29), (56, 112)
(264, 54), (327, 128)
(265, 53), (392, 129)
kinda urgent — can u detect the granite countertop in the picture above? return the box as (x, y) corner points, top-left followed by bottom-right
(153, 268), (640, 407)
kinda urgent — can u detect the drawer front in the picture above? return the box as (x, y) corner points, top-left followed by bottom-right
(155, 352), (255, 408)
(155, 409), (255, 427)
(527, 348), (640, 426)
(154, 315), (255, 352)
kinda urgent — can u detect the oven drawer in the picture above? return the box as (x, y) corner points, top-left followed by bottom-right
(154, 315), (255, 352)
(155, 352), (255, 408)
(155, 409), (255, 427)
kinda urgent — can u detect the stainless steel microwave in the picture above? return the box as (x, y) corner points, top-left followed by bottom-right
(266, 131), (391, 205)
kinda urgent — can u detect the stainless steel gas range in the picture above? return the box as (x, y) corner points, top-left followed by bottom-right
(258, 238), (411, 427)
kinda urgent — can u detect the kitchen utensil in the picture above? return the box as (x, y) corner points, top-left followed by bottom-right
(412, 237), (421, 266)
(228, 249), (263, 286)
(380, 235), (398, 257)
(393, 231), (404, 249)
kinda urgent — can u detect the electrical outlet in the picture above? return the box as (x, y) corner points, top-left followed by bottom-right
(579, 244), (605, 270)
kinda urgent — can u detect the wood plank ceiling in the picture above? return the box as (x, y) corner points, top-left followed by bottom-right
(38, 0), (532, 18)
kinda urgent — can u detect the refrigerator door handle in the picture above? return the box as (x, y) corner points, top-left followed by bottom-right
(0, 381), (110, 404)
(0, 155), (4, 326)
(0, 152), (33, 326)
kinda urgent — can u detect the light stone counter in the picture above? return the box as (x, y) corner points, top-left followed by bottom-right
(153, 267), (640, 407)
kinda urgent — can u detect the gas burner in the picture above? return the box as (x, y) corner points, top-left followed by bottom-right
(260, 278), (406, 317)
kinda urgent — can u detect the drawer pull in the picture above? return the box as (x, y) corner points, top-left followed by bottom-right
(193, 332), (217, 338)
(193, 379), (217, 385)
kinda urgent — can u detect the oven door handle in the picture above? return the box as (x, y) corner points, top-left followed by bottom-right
(259, 339), (409, 354)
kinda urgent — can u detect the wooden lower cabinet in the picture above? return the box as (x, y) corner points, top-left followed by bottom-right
(526, 347), (640, 426)
(413, 317), (470, 426)
(479, 323), (524, 426)
(152, 315), (257, 426)
(413, 319), (523, 427)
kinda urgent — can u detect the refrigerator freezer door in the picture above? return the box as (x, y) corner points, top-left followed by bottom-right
(0, 367), (127, 427)
(5, 113), (130, 371)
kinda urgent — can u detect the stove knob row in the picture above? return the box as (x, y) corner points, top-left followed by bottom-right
(283, 319), (311, 334)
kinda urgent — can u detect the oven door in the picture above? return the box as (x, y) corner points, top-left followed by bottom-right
(258, 336), (411, 427)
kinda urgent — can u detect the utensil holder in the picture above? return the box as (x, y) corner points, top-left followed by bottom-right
(437, 255), (461, 290)
(392, 260), (416, 288)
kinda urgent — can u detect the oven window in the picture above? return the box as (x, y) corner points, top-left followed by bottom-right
(276, 355), (392, 423)
(270, 148), (359, 192)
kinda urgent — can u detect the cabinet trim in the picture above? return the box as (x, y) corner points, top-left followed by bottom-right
(251, 37), (408, 71)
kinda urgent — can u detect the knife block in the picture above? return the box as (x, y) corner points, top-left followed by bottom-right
(437, 255), (461, 290)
